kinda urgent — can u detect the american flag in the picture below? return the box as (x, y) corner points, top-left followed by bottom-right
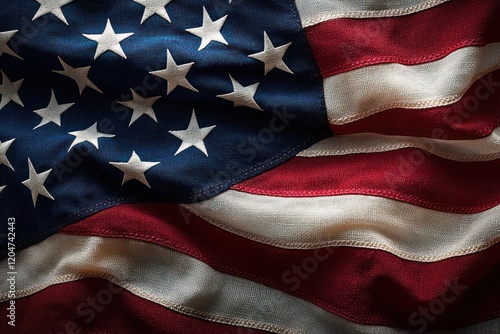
(1, 0), (500, 333)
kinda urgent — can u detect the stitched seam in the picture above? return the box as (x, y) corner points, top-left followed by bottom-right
(302, 0), (452, 28)
(59, 228), (287, 291)
(3, 244), (499, 325)
(323, 39), (488, 77)
(0, 272), (298, 334)
(297, 142), (500, 161)
(229, 186), (496, 214)
(330, 64), (500, 125)
(192, 137), (320, 198)
(60, 226), (500, 268)
(181, 204), (500, 262)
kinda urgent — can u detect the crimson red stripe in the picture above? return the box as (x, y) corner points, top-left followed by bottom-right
(330, 70), (500, 139)
(306, 0), (500, 77)
(0, 277), (268, 334)
(58, 203), (500, 329)
(232, 150), (500, 214)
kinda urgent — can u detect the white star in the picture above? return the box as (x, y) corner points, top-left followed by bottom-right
(0, 185), (5, 194)
(110, 151), (160, 188)
(133, 0), (173, 24)
(33, 0), (73, 26)
(83, 19), (134, 59)
(68, 122), (115, 152)
(22, 158), (54, 207)
(150, 50), (198, 94)
(186, 7), (228, 51)
(169, 110), (216, 156)
(217, 75), (262, 110)
(33, 89), (74, 129)
(119, 89), (161, 126)
(53, 57), (102, 95)
(0, 138), (15, 171)
(249, 31), (293, 75)
(0, 30), (22, 60)
(0, 70), (24, 110)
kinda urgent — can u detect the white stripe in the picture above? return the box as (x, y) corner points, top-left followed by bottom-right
(184, 191), (500, 262)
(1, 234), (344, 334)
(1, 234), (498, 334)
(297, 128), (500, 161)
(325, 43), (500, 125)
(296, 0), (452, 28)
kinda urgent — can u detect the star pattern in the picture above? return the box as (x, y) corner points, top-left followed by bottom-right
(169, 110), (216, 156)
(118, 89), (161, 126)
(150, 50), (198, 94)
(0, 70), (24, 110)
(33, 89), (74, 129)
(21, 158), (54, 207)
(32, 0), (74, 25)
(53, 57), (102, 95)
(68, 122), (115, 152)
(110, 151), (160, 188)
(0, 2), (303, 209)
(249, 31), (293, 75)
(0, 138), (15, 171)
(0, 30), (22, 59)
(133, 0), (174, 24)
(186, 7), (228, 51)
(217, 75), (262, 110)
(83, 19), (134, 59)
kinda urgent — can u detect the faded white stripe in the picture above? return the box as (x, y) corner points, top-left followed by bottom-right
(0, 235), (331, 334)
(296, 0), (452, 28)
(1, 234), (498, 334)
(324, 43), (500, 125)
(184, 191), (500, 262)
(297, 128), (500, 161)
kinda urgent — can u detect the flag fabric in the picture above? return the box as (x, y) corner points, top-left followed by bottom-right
(1, 0), (500, 333)
(0, 0), (330, 253)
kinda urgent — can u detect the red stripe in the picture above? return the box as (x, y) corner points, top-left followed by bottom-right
(306, 0), (500, 77)
(330, 71), (500, 139)
(232, 150), (500, 214)
(59, 203), (500, 329)
(0, 277), (268, 334)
